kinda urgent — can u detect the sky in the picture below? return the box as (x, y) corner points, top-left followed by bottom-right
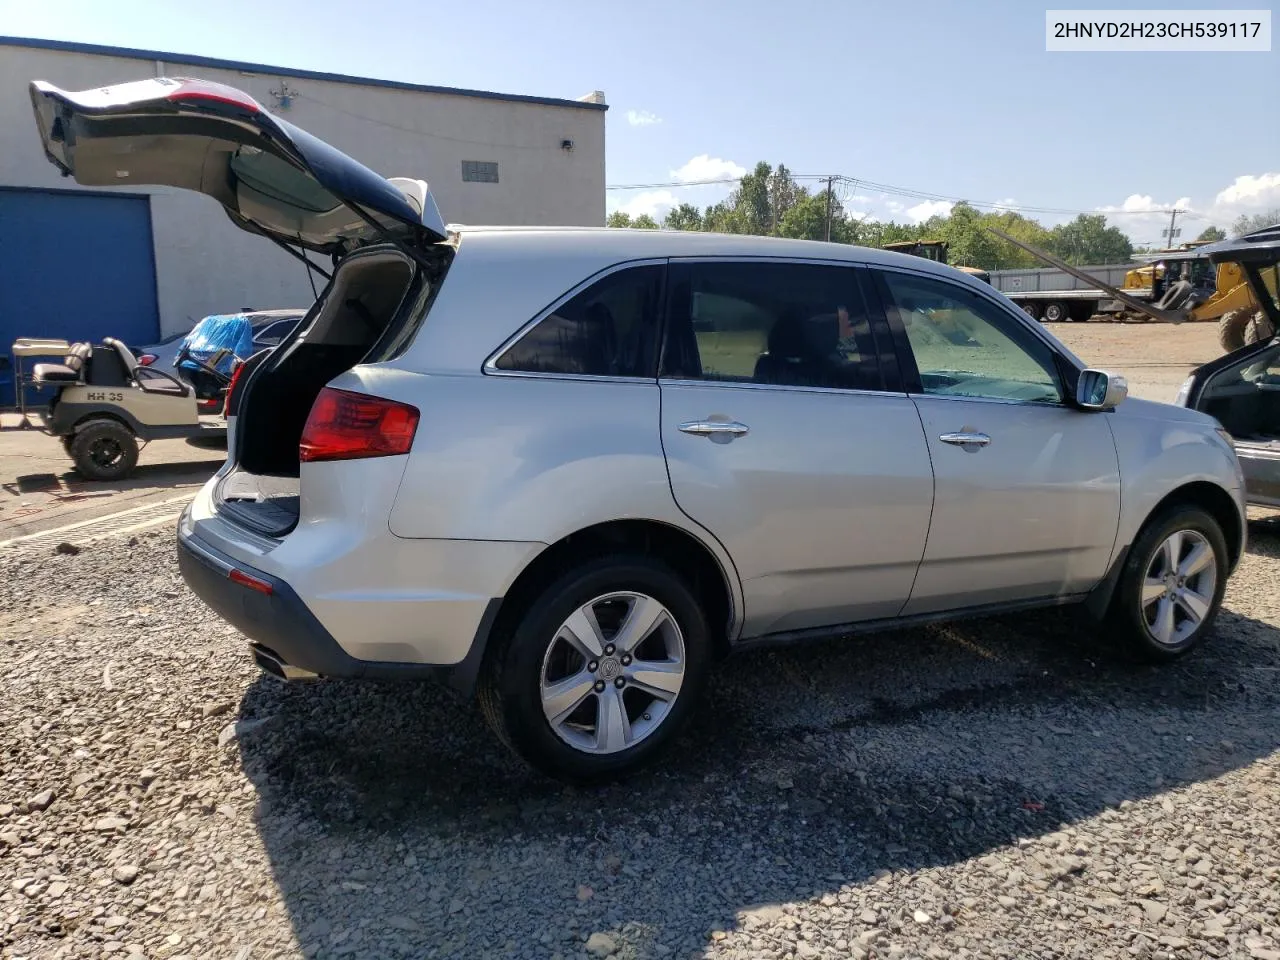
(2, 0), (1276, 244)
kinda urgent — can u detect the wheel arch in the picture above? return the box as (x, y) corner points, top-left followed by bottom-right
(485, 519), (741, 669)
(1147, 480), (1244, 570)
(1086, 478), (1244, 620)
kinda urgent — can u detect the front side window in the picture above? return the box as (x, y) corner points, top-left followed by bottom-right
(879, 270), (1063, 403)
(494, 265), (663, 377)
(660, 260), (882, 391)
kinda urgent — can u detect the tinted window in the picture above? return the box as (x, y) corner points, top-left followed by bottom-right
(253, 318), (299, 347)
(660, 261), (882, 391)
(880, 271), (1063, 403)
(495, 265), (663, 377)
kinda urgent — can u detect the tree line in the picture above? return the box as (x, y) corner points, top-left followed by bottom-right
(607, 161), (1256, 270)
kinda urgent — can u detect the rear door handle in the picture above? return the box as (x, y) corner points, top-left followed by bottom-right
(679, 419), (750, 439)
(939, 431), (990, 447)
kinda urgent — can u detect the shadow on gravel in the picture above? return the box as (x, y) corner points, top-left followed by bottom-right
(237, 523), (1280, 959)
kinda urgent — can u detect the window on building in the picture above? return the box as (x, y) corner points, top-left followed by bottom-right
(462, 160), (500, 183)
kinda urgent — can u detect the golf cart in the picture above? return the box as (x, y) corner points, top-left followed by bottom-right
(32, 336), (232, 480)
(1173, 223), (1280, 506)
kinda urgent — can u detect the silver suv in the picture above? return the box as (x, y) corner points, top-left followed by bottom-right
(32, 77), (1247, 781)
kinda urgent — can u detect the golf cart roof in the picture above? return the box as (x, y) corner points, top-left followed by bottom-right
(1195, 224), (1280, 265)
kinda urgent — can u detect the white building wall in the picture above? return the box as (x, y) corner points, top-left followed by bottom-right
(0, 42), (606, 336)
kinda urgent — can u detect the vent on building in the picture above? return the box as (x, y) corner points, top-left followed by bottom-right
(461, 160), (499, 183)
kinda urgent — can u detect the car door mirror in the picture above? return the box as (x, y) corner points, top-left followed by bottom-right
(1077, 368), (1128, 411)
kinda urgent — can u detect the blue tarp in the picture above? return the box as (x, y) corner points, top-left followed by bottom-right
(177, 314), (253, 375)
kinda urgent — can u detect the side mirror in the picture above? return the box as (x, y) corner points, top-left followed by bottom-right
(1077, 368), (1128, 411)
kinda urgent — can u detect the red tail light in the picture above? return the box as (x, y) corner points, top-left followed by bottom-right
(138, 354), (157, 366)
(225, 362), (246, 413)
(299, 387), (419, 463)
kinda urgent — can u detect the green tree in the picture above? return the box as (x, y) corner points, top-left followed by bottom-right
(778, 191), (855, 243)
(606, 211), (633, 228)
(663, 203), (703, 231)
(1045, 213), (1133, 265)
(1196, 225), (1226, 242)
(631, 214), (659, 229)
(1232, 209), (1280, 236)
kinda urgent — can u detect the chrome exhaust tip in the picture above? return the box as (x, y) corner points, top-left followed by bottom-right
(250, 643), (320, 682)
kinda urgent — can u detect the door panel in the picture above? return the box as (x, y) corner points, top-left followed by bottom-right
(658, 259), (934, 637)
(904, 397), (1120, 613)
(662, 385), (932, 634)
(870, 266), (1122, 614)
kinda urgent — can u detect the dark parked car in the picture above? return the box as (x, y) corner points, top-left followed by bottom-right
(1175, 224), (1280, 506)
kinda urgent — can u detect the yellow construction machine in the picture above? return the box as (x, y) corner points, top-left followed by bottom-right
(881, 240), (991, 284)
(989, 228), (1278, 352)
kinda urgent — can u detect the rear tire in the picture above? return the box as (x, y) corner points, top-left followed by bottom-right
(1043, 301), (1070, 323)
(1106, 505), (1228, 663)
(1218, 309), (1252, 352)
(478, 554), (711, 783)
(70, 419), (139, 481)
(1020, 302), (1044, 321)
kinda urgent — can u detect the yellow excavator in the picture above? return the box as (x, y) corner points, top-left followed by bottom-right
(989, 228), (1278, 352)
(882, 240), (991, 284)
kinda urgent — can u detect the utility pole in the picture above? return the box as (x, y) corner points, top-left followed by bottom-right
(1164, 208), (1181, 250)
(823, 176), (835, 242)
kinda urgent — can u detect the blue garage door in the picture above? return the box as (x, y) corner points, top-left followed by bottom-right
(0, 188), (159, 406)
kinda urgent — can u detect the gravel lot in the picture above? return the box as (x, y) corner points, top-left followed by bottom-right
(3, 320), (1279, 960)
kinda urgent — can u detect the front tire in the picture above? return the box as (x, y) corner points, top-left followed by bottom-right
(1107, 506), (1228, 662)
(70, 419), (139, 481)
(478, 555), (711, 783)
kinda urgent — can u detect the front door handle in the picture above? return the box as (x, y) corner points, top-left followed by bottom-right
(939, 431), (991, 447)
(679, 419), (750, 439)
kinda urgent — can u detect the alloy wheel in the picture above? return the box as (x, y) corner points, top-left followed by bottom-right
(1140, 529), (1218, 646)
(539, 591), (686, 755)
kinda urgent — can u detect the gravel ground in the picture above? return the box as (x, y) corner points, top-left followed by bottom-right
(3, 523), (1280, 960)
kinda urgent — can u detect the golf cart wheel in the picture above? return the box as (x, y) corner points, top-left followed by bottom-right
(1043, 301), (1070, 323)
(1218, 309), (1251, 352)
(70, 419), (139, 481)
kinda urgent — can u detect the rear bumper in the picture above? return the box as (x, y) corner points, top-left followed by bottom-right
(177, 516), (498, 694)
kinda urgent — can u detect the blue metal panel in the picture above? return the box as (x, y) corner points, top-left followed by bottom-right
(0, 188), (159, 406)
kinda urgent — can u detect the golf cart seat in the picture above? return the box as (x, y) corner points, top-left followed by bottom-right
(103, 337), (190, 397)
(32, 341), (92, 383)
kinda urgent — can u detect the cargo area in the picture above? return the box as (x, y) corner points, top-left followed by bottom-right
(213, 246), (436, 537)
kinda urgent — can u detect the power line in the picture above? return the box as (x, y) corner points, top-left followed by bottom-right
(607, 171), (1206, 221)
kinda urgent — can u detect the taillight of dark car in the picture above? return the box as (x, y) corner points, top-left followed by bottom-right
(298, 387), (419, 463)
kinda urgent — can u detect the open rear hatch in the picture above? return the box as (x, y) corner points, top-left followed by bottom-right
(29, 76), (447, 256)
(30, 77), (453, 538)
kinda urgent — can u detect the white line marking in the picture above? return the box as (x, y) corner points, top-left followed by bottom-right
(0, 494), (192, 548)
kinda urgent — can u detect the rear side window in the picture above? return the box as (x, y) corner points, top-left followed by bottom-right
(660, 260), (882, 391)
(495, 265), (664, 378)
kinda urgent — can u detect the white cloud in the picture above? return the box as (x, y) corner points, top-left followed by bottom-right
(626, 109), (662, 127)
(993, 197), (1018, 211)
(610, 189), (681, 220)
(884, 199), (905, 215)
(669, 154), (747, 184)
(906, 199), (954, 223)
